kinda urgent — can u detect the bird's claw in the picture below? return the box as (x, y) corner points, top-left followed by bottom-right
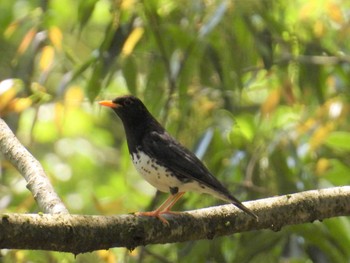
(135, 210), (181, 225)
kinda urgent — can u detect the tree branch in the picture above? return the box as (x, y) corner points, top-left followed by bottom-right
(0, 118), (68, 214)
(1, 186), (349, 254)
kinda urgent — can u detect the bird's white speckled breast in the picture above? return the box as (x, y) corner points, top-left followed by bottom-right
(131, 150), (220, 197)
(131, 151), (181, 193)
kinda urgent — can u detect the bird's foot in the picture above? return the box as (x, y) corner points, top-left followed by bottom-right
(135, 211), (170, 225)
(135, 210), (180, 225)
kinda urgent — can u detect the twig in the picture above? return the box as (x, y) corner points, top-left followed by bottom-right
(0, 118), (68, 214)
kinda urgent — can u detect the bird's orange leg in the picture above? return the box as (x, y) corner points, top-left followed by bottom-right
(160, 192), (185, 213)
(136, 192), (185, 224)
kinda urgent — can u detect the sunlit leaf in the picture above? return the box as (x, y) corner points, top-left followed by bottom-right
(64, 85), (84, 107)
(313, 20), (325, 37)
(49, 26), (62, 50)
(325, 131), (350, 151)
(39, 45), (55, 72)
(33, 118), (59, 143)
(270, 105), (300, 129)
(228, 114), (255, 147)
(121, 0), (136, 10)
(261, 88), (281, 116)
(17, 28), (37, 55)
(97, 249), (118, 263)
(326, 2), (343, 24)
(315, 158), (330, 176)
(0, 79), (24, 114)
(310, 123), (335, 150)
(297, 118), (316, 135)
(62, 107), (94, 136)
(122, 27), (144, 56)
(299, 2), (319, 20)
(0, 79), (19, 109)
(7, 98), (32, 113)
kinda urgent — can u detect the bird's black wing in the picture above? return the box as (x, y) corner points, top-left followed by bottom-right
(142, 131), (231, 196)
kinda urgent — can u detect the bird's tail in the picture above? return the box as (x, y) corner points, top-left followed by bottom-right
(203, 184), (259, 220)
(232, 199), (259, 221)
(225, 194), (259, 221)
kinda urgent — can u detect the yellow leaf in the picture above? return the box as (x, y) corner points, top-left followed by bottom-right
(97, 250), (117, 263)
(299, 2), (316, 20)
(313, 20), (324, 37)
(17, 28), (37, 55)
(121, 0), (136, 10)
(7, 98), (32, 113)
(4, 21), (19, 38)
(0, 80), (17, 111)
(327, 2), (343, 24)
(310, 122), (335, 150)
(0, 79), (24, 113)
(122, 27), (144, 56)
(297, 118), (316, 135)
(40, 45), (55, 71)
(49, 26), (63, 50)
(315, 158), (330, 176)
(261, 88), (281, 116)
(64, 86), (84, 107)
(12, 250), (25, 263)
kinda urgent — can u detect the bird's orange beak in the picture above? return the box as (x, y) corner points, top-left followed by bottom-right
(98, 100), (119, 108)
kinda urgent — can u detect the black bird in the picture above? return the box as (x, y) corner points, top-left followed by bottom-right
(99, 95), (258, 224)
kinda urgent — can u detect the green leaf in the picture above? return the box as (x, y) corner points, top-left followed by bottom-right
(228, 113), (255, 148)
(325, 131), (350, 151)
(86, 60), (103, 102)
(323, 159), (350, 185)
(78, 0), (99, 30)
(122, 56), (137, 95)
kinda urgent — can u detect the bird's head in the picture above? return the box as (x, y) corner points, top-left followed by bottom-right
(99, 95), (143, 116)
(98, 95), (159, 131)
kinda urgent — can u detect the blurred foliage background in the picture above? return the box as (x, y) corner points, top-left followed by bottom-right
(0, 0), (350, 262)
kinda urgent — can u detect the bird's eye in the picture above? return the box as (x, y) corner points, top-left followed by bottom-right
(124, 99), (132, 106)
